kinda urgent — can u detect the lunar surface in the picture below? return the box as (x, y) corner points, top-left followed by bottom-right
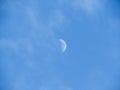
(59, 39), (67, 52)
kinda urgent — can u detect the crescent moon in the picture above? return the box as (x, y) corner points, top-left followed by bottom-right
(59, 39), (67, 52)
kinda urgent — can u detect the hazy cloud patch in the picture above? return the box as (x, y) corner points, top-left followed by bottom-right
(0, 0), (70, 90)
(72, 0), (107, 14)
(48, 10), (66, 29)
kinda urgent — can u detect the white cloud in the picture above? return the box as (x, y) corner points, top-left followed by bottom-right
(0, 0), (64, 54)
(0, 1), (69, 90)
(57, 0), (107, 14)
(0, 38), (34, 54)
(72, 0), (107, 13)
(1, 9), (68, 90)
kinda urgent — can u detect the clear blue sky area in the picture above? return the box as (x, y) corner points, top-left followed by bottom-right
(0, 0), (120, 90)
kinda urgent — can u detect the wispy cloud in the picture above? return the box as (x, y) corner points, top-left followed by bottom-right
(48, 10), (66, 29)
(72, 0), (107, 14)
(0, 0), (69, 90)
(58, 0), (107, 14)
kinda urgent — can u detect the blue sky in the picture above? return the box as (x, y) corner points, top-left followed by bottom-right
(0, 0), (120, 90)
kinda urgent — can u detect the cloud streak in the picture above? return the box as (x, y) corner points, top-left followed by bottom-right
(72, 0), (105, 13)
(0, 0), (70, 90)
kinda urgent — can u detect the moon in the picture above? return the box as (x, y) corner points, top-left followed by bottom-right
(59, 39), (67, 52)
